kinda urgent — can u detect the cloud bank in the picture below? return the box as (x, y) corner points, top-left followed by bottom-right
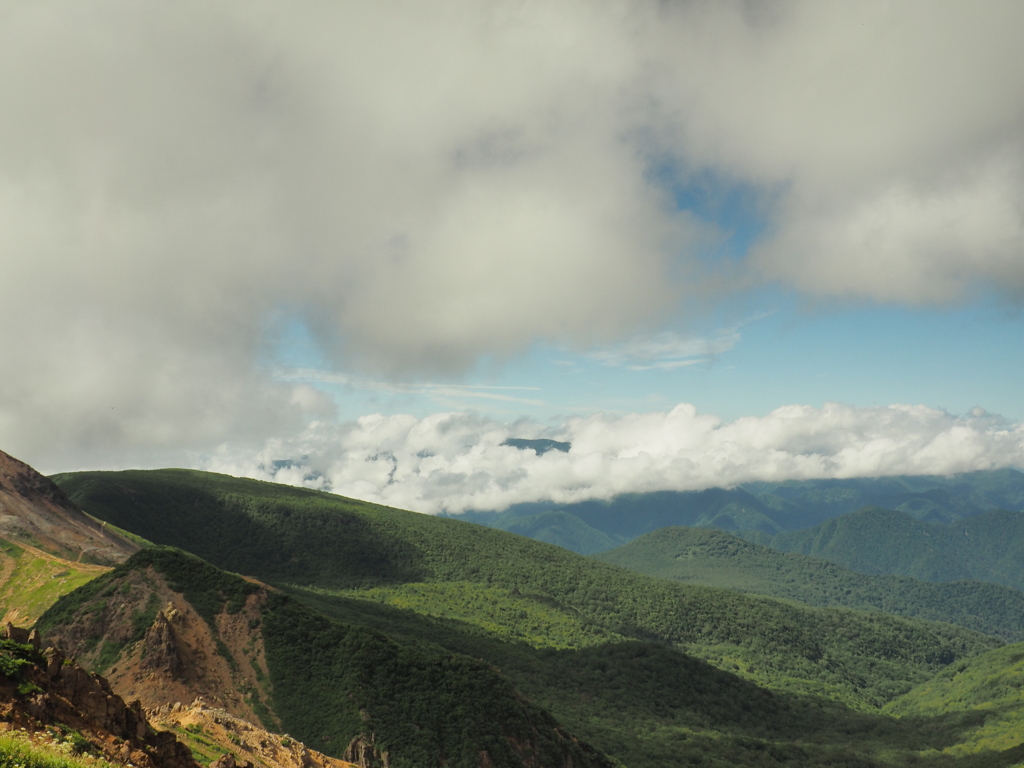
(204, 403), (1024, 515)
(2, 2), (1023, 466)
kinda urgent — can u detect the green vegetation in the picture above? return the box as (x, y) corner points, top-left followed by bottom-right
(886, 642), (1024, 758)
(745, 507), (1024, 590)
(0, 537), (106, 626)
(0, 733), (113, 768)
(44, 469), (1024, 768)
(262, 590), (612, 768)
(167, 723), (231, 767)
(0, 638), (44, 682)
(595, 526), (1024, 641)
(487, 510), (624, 555)
(287, 583), (1024, 768)
(39, 547), (613, 768)
(319, 581), (623, 649)
(54, 469), (1000, 708)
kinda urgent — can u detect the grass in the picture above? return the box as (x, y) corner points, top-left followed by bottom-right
(0, 538), (106, 626)
(0, 732), (113, 768)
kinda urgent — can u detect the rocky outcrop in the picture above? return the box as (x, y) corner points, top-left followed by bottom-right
(147, 699), (357, 768)
(142, 609), (185, 679)
(210, 753), (255, 768)
(0, 627), (198, 768)
(342, 737), (390, 768)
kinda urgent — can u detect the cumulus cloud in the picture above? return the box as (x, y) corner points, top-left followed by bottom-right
(2, 1), (1024, 466)
(203, 403), (1024, 515)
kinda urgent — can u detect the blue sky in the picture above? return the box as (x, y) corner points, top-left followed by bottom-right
(2, 2), (1024, 511)
(272, 281), (1024, 427)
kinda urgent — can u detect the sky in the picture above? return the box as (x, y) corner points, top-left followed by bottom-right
(2, 1), (1024, 514)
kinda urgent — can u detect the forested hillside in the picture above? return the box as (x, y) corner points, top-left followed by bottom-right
(595, 526), (1024, 641)
(53, 469), (1000, 708)
(744, 507), (1024, 590)
(886, 641), (1024, 759)
(37, 547), (612, 768)
(46, 468), (1024, 767)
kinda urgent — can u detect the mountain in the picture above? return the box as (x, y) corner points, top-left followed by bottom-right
(480, 510), (624, 554)
(35, 543), (1024, 768)
(0, 449), (138, 565)
(460, 487), (781, 544)
(457, 469), (1024, 554)
(745, 506), (1024, 591)
(36, 546), (614, 768)
(743, 469), (1024, 527)
(0, 449), (138, 627)
(0, 538), (109, 627)
(42, 467), (1024, 766)
(594, 526), (1024, 641)
(52, 469), (999, 709)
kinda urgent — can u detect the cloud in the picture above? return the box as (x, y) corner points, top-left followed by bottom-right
(278, 369), (546, 407)
(587, 329), (741, 370)
(203, 403), (1024, 515)
(2, 2), (1024, 466)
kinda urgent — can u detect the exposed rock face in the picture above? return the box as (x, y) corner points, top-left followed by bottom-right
(0, 449), (138, 564)
(343, 737), (390, 768)
(210, 753), (255, 768)
(43, 569), (277, 728)
(142, 609), (185, 679)
(0, 627), (198, 768)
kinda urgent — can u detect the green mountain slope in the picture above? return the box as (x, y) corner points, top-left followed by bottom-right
(594, 527), (1024, 641)
(479, 510), (624, 555)
(36, 547), (613, 768)
(886, 642), (1024, 758)
(34, 546), (1024, 768)
(53, 469), (1000, 710)
(746, 507), (1024, 590)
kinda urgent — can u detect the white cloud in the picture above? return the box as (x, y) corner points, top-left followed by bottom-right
(2, 1), (1024, 467)
(203, 403), (1024, 515)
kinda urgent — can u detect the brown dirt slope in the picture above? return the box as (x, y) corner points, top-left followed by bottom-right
(37, 566), (276, 730)
(0, 450), (138, 565)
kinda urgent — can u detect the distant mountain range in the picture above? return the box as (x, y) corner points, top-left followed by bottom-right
(457, 469), (1024, 554)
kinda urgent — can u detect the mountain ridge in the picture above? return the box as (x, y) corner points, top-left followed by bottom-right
(0, 449), (138, 565)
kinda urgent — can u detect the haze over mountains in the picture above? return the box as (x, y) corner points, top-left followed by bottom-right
(461, 468), (1024, 553)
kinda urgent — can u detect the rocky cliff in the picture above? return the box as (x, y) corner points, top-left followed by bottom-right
(0, 623), (196, 768)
